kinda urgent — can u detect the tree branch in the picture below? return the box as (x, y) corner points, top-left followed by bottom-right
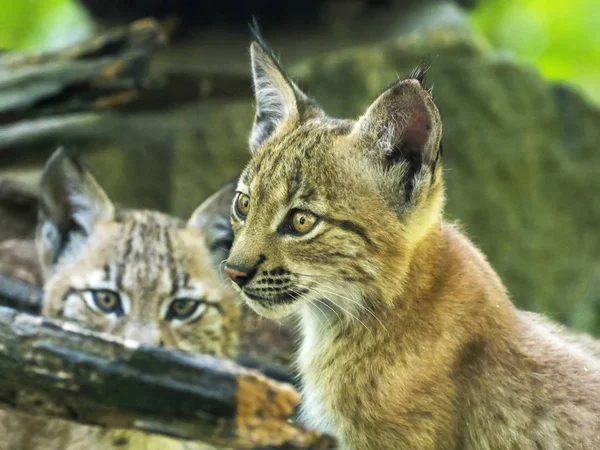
(0, 305), (333, 449)
(0, 18), (167, 125)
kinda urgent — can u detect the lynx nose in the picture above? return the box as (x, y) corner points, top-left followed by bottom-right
(224, 265), (256, 287)
(225, 254), (266, 287)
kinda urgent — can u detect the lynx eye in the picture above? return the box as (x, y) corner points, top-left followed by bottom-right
(84, 289), (124, 316)
(166, 298), (206, 322)
(291, 210), (318, 235)
(234, 193), (250, 219)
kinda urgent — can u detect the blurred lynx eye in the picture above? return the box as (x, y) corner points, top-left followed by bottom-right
(166, 298), (206, 322)
(292, 210), (318, 234)
(234, 193), (250, 219)
(84, 289), (123, 316)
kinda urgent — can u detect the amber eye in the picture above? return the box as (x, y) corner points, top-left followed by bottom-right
(292, 210), (318, 235)
(234, 193), (250, 219)
(87, 289), (123, 316)
(166, 298), (205, 321)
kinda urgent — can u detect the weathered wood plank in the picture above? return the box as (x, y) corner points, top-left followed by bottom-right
(0, 306), (334, 449)
(0, 18), (166, 125)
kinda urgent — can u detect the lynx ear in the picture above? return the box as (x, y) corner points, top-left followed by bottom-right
(353, 77), (443, 203)
(249, 40), (303, 152)
(37, 148), (114, 277)
(188, 179), (237, 268)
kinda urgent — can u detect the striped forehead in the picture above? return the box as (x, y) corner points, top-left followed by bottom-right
(108, 211), (188, 294)
(244, 120), (352, 203)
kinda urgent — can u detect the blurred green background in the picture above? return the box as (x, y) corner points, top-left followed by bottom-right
(0, 0), (91, 51)
(471, 0), (600, 105)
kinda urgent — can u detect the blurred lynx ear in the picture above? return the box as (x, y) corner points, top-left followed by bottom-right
(352, 77), (443, 204)
(188, 179), (237, 267)
(37, 148), (114, 277)
(249, 36), (306, 152)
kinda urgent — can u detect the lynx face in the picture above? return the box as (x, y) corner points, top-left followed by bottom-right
(38, 149), (239, 357)
(225, 39), (444, 321)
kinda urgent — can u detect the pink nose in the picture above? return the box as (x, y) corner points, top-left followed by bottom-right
(224, 266), (251, 287)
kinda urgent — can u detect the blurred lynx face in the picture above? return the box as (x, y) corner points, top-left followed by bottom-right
(226, 39), (444, 320)
(38, 149), (239, 357)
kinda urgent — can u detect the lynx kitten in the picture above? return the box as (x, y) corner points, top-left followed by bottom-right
(0, 148), (239, 450)
(224, 36), (600, 449)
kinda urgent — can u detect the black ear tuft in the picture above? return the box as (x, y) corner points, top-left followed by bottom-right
(409, 66), (429, 87)
(249, 18), (286, 75)
(249, 16), (261, 38)
(248, 28), (302, 152)
(249, 17), (266, 50)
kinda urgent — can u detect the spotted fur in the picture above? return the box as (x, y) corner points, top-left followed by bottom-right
(225, 39), (600, 449)
(0, 149), (239, 450)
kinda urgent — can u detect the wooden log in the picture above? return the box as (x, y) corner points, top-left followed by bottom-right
(0, 306), (333, 449)
(236, 354), (298, 389)
(0, 18), (167, 125)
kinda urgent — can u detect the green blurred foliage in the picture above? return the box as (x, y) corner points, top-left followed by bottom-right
(0, 0), (92, 51)
(471, 0), (600, 105)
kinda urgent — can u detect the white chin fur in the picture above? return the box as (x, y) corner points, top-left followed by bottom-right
(243, 294), (301, 319)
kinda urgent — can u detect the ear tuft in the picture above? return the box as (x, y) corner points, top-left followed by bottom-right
(37, 147), (114, 277)
(248, 28), (304, 152)
(249, 17), (272, 61)
(409, 66), (429, 87)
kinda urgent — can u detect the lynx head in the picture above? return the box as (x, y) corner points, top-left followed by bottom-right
(225, 38), (444, 321)
(37, 148), (239, 357)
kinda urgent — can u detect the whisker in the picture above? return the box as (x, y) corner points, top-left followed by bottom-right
(288, 284), (331, 329)
(315, 298), (342, 323)
(286, 286), (332, 331)
(325, 296), (373, 337)
(321, 288), (388, 333)
(297, 276), (388, 333)
(301, 296), (332, 329)
(303, 286), (373, 337)
(294, 272), (344, 280)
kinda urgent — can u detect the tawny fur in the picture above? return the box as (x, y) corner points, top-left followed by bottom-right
(0, 150), (239, 450)
(225, 39), (600, 449)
